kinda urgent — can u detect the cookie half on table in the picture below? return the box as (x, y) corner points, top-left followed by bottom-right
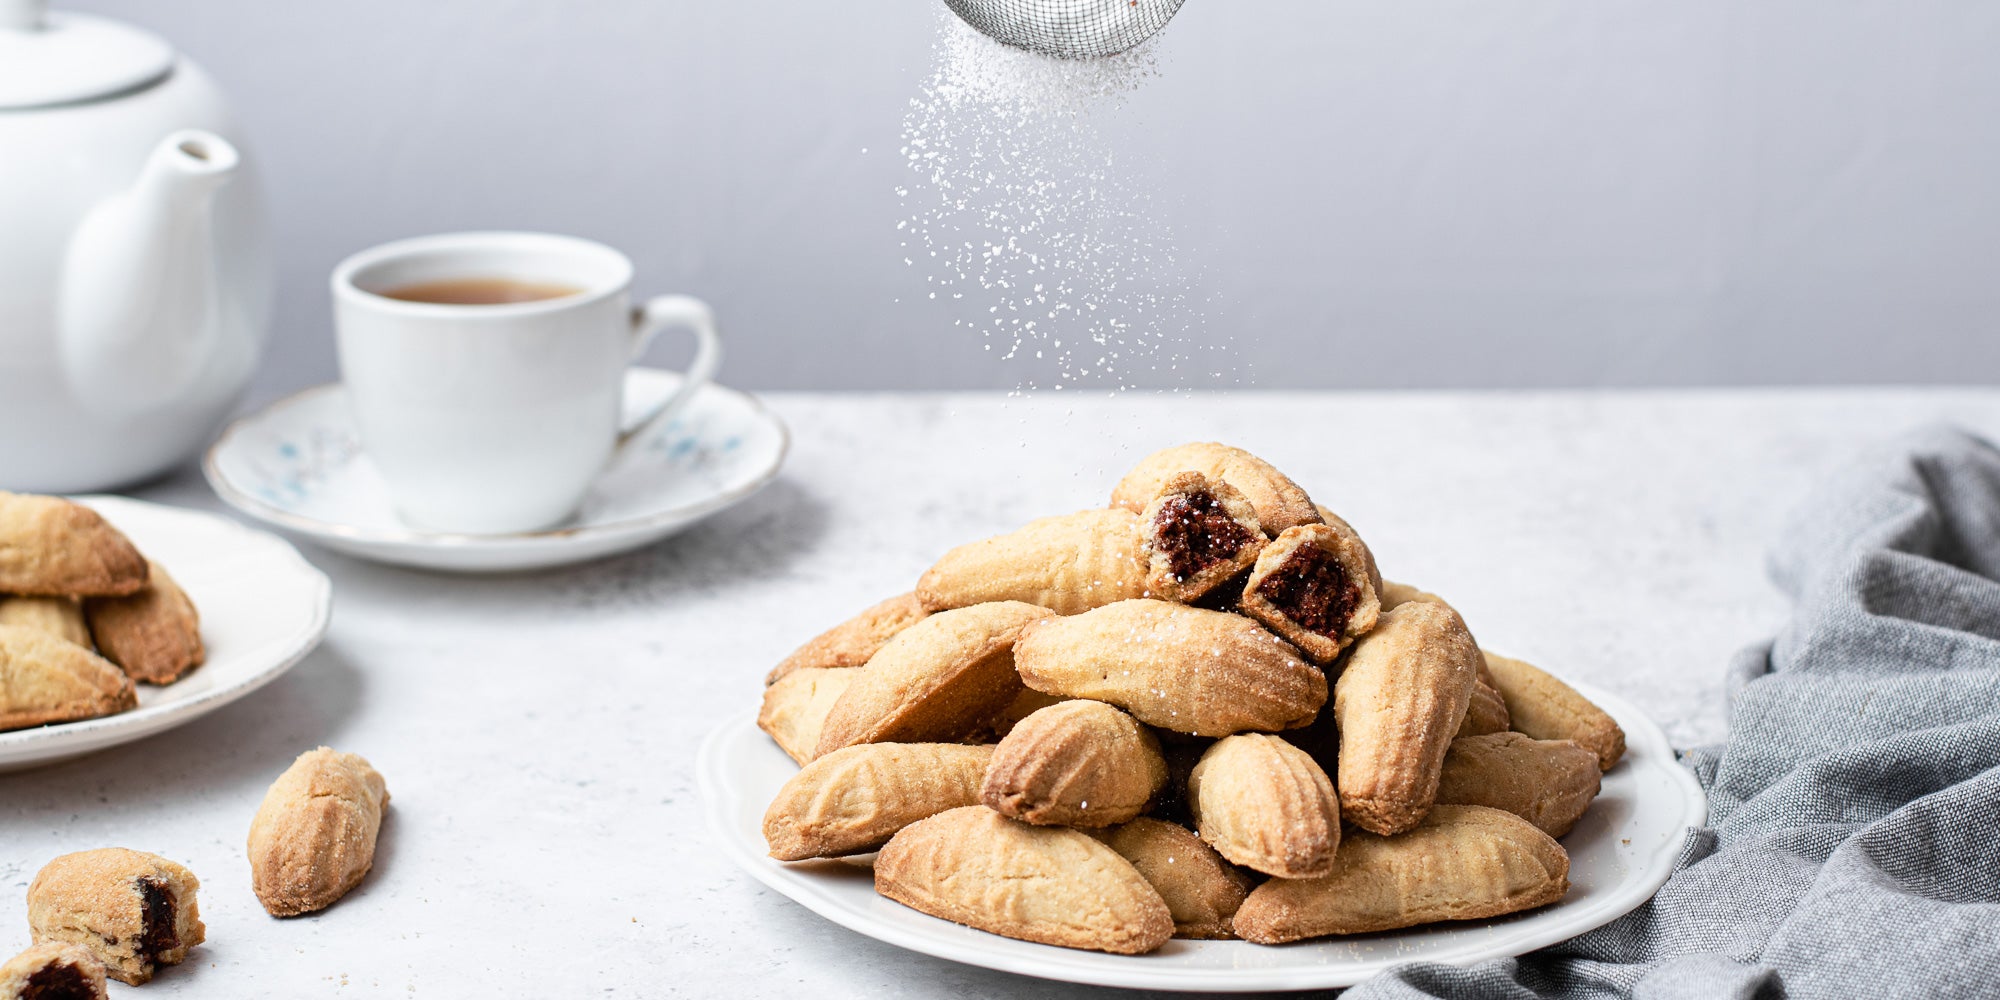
(0, 942), (107, 1000)
(26, 848), (204, 986)
(1139, 472), (1267, 604)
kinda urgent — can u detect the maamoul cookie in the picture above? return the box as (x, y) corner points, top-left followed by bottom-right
(1334, 603), (1480, 835)
(815, 602), (1052, 756)
(981, 700), (1167, 827)
(765, 592), (930, 685)
(1012, 599), (1325, 737)
(1238, 522), (1381, 664)
(0, 625), (136, 732)
(1313, 505), (1383, 594)
(0, 494), (148, 598)
(1097, 818), (1254, 940)
(1111, 443), (1322, 535)
(1232, 805), (1570, 942)
(758, 667), (856, 764)
(247, 747), (390, 917)
(1435, 732), (1601, 838)
(1188, 733), (1340, 879)
(0, 942), (107, 1000)
(875, 806), (1173, 954)
(1484, 651), (1626, 771)
(1139, 472), (1266, 604)
(26, 848), (205, 985)
(764, 743), (994, 860)
(84, 561), (203, 685)
(915, 509), (1149, 615)
(1376, 581), (1509, 734)
(0, 596), (90, 648)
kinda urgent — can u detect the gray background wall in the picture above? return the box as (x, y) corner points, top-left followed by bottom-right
(77, 0), (2000, 396)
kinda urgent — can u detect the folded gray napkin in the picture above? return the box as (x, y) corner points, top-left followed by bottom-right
(1346, 425), (2000, 1000)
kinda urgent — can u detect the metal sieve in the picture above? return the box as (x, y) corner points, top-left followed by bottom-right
(942, 0), (1187, 60)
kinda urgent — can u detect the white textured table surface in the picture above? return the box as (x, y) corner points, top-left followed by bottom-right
(5, 389), (1999, 998)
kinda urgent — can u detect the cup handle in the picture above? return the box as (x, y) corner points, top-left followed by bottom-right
(615, 294), (723, 455)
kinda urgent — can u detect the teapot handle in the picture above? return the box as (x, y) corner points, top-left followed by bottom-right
(1, 0), (47, 31)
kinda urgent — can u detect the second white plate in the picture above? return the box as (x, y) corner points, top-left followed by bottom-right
(698, 678), (1706, 993)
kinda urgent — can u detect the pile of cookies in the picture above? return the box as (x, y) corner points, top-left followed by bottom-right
(0, 492), (204, 733)
(757, 442), (1626, 953)
(0, 747), (389, 995)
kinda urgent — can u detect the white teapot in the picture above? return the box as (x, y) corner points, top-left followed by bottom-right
(0, 0), (272, 492)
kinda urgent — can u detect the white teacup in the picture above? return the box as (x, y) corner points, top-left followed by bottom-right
(332, 231), (721, 534)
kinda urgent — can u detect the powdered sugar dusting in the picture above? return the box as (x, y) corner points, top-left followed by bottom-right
(897, 11), (1235, 394)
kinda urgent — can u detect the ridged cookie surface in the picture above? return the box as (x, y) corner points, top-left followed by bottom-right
(758, 667), (856, 764)
(916, 509), (1149, 615)
(982, 700), (1166, 827)
(1233, 805), (1570, 942)
(0, 625), (136, 732)
(764, 743), (994, 860)
(766, 592), (930, 685)
(1435, 732), (1601, 838)
(1098, 818), (1254, 940)
(1334, 603), (1479, 835)
(0, 493), (148, 598)
(1111, 443), (1322, 535)
(1013, 599), (1324, 737)
(816, 601), (1053, 756)
(247, 747), (389, 917)
(1484, 651), (1626, 771)
(875, 806), (1173, 954)
(1189, 733), (1340, 878)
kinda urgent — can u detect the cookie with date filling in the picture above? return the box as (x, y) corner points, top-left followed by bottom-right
(1238, 522), (1381, 665)
(1111, 443), (1322, 535)
(26, 848), (205, 986)
(1140, 472), (1266, 604)
(0, 942), (107, 1000)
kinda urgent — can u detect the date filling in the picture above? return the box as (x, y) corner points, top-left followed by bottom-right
(1153, 491), (1256, 580)
(21, 963), (92, 1000)
(1254, 541), (1360, 638)
(137, 878), (179, 960)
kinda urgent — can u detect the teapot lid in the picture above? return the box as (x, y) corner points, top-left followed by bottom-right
(0, 2), (175, 110)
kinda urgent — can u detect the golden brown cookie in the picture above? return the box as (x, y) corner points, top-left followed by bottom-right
(1188, 733), (1340, 879)
(815, 602), (1053, 756)
(758, 667), (855, 765)
(1013, 599), (1325, 737)
(1140, 472), (1266, 604)
(247, 747), (390, 917)
(0, 625), (136, 732)
(1238, 522), (1381, 665)
(765, 592), (930, 685)
(1314, 505), (1384, 595)
(0, 942), (107, 1000)
(1435, 732), (1601, 838)
(1232, 805), (1570, 942)
(0, 595), (91, 647)
(764, 743), (994, 860)
(875, 805), (1173, 954)
(1333, 603), (1480, 835)
(1377, 580), (1503, 696)
(1111, 443), (1322, 535)
(981, 700), (1167, 827)
(26, 848), (205, 985)
(1484, 651), (1627, 771)
(1457, 675), (1513, 737)
(0, 494), (148, 598)
(83, 560), (203, 685)
(1097, 818), (1254, 940)
(915, 509), (1149, 615)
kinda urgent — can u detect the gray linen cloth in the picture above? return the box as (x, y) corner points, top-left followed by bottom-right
(1345, 426), (2000, 1000)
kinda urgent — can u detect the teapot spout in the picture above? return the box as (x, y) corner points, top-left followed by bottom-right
(60, 129), (240, 419)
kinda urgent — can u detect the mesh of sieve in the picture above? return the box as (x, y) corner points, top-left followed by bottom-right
(941, 0), (1186, 60)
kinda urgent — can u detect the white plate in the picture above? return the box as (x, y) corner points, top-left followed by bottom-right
(0, 496), (331, 772)
(698, 679), (1706, 993)
(202, 370), (789, 573)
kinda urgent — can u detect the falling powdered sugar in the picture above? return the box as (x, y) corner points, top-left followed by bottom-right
(897, 11), (1234, 393)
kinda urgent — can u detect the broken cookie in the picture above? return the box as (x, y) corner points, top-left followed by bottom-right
(1238, 521), (1381, 665)
(26, 848), (204, 985)
(1140, 472), (1266, 604)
